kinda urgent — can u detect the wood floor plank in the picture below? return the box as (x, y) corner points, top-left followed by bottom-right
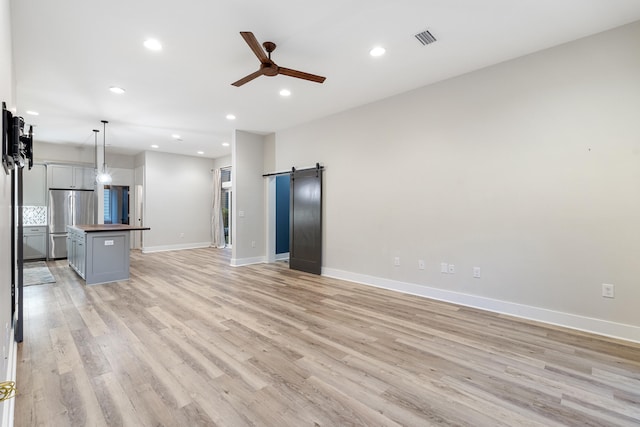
(14, 248), (640, 426)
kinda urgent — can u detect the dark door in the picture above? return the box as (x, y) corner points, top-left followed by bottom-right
(289, 167), (322, 274)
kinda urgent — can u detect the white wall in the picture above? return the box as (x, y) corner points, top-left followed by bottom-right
(143, 151), (214, 252)
(0, 0), (15, 423)
(231, 131), (266, 265)
(33, 140), (133, 168)
(274, 22), (640, 341)
(33, 141), (94, 165)
(212, 155), (231, 170)
(263, 133), (275, 173)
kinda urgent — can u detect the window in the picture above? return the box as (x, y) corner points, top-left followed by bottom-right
(221, 167), (231, 183)
(103, 187), (111, 224)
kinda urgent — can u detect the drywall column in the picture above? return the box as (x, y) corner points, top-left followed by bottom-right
(231, 130), (266, 266)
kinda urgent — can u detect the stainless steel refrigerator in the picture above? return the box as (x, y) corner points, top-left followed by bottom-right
(48, 189), (95, 259)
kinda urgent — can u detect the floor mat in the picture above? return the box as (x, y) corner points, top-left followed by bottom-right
(23, 261), (56, 286)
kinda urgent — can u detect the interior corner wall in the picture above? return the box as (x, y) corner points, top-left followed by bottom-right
(273, 21), (640, 341)
(0, 0), (15, 422)
(33, 141), (95, 165)
(142, 151), (214, 252)
(263, 133), (276, 173)
(231, 130), (266, 265)
(212, 155), (231, 170)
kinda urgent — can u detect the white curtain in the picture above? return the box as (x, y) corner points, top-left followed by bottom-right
(211, 168), (226, 248)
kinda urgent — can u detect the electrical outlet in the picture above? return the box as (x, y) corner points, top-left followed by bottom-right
(394, 257), (400, 267)
(179, 233), (184, 238)
(448, 264), (455, 274)
(418, 260), (425, 270)
(251, 240), (256, 248)
(602, 283), (614, 298)
(441, 262), (448, 273)
(473, 267), (481, 278)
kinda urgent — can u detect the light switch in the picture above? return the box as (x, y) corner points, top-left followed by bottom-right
(441, 262), (448, 273)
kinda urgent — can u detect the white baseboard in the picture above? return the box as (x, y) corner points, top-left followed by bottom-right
(275, 252), (289, 261)
(142, 242), (212, 253)
(322, 267), (640, 344)
(1, 328), (17, 427)
(230, 256), (265, 267)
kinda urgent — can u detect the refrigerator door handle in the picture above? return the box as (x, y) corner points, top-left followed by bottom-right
(64, 194), (73, 231)
(68, 194), (74, 227)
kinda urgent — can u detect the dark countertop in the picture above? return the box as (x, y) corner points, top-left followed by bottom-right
(69, 224), (151, 233)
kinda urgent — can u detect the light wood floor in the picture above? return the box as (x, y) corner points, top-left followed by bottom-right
(15, 248), (640, 426)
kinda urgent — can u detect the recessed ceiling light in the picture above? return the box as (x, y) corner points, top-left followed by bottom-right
(279, 89), (291, 97)
(226, 114), (236, 120)
(369, 46), (386, 57)
(109, 86), (126, 94)
(143, 38), (162, 51)
(197, 151), (204, 155)
(222, 142), (230, 147)
(26, 110), (39, 116)
(151, 144), (159, 148)
(171, 134), (182, 141)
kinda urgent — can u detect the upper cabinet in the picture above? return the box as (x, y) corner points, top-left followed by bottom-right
(74, 167), (96, 189)
(48, 164), (95, 190)
(23, 164), (47, 206)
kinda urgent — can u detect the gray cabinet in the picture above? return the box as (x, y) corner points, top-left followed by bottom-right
(67, 227), (86, 278)
(48, 164), (95, 190)
(23, 164), (47, 206)
(23, 226), (47, 260)
(67, 225), (136, 285)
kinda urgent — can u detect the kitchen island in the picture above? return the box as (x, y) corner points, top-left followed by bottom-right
(67, 224), (150, 285)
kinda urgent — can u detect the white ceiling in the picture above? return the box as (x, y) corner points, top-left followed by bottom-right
(9, 0), (640, 159)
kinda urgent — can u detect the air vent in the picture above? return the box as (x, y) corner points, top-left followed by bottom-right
(415, 30), (437, 46)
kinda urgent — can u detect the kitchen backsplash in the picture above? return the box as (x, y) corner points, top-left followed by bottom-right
(23, 206), (47, 226)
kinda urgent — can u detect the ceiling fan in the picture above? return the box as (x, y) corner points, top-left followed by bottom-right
(231, 32), (326, 87)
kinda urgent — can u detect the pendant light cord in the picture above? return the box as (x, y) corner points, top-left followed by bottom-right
(101, 120), (108, 173)
(93, 129), (99, 171)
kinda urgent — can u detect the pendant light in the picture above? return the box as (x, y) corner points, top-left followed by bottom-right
(96, 120), (112, 184)
(93, 128), (99, 175)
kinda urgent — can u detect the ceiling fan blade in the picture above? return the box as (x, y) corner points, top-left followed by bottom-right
(231, 68), (268, 87)
(240, 32), (269, 64)
(278, 67), (326, 83)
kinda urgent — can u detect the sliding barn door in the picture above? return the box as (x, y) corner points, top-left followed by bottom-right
(289, 168), (322, 275)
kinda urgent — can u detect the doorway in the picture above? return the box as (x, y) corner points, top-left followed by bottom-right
(222, 188), (232, 246)
(221, 166), (232, 247)
(133, 184), (143, 249)
(104, 185), (129, 224)
(275, 174), (290, 259)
